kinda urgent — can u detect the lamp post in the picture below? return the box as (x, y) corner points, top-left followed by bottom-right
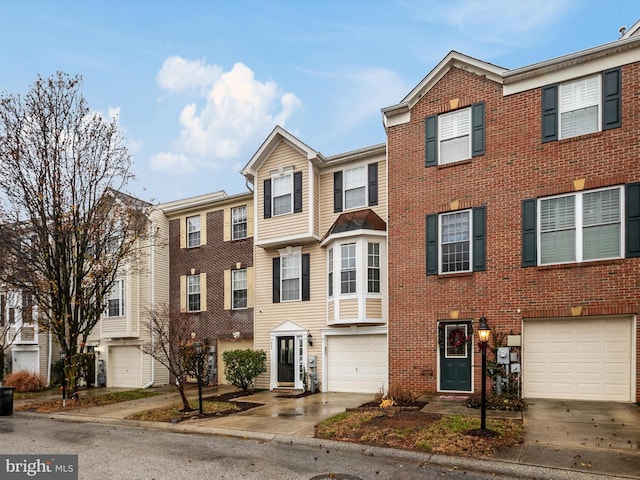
(477, 317), (491, 431)
(194, 341), (203, 415)
(59, 350), (67, 407)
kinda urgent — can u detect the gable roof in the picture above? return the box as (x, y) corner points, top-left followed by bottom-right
(382, 51), (506, 121)
(241, 126), (325, 183)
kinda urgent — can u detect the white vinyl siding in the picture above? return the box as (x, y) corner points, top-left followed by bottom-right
(439, 108), (471, 164)
(559, 75), (600, 139)
(343, 166), (366, 210)
(539, 187), (622, 265)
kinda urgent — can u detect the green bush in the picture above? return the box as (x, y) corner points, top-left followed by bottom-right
(222, 349), (266, 392)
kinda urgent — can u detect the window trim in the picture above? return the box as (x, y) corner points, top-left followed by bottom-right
(537, 186), (624, 266)
(439, 209), (473, 274)
(280, 252), (302, 302)
(272, 172), (293, 217)
(187, 215), (201, 248)
(232, 269), (248, 310)
(187, 274), (201, 312)
(367, 242), (380, 294)
(558, 74), (601, 140)
(342, 165), (367, 210)
(232, 205), (248, 240)
(328, 248), (334, 298)
(438, 107), (472, 165)
(340, 243), (357, 295)
(106, 279), (125, 318)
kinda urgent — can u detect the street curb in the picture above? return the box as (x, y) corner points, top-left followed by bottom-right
(14, 411), (637, 480)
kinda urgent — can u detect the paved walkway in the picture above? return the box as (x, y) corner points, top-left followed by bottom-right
(11, 386), (640, 480)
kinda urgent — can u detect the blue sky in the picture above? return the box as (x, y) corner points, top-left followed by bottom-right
(1, 0), (639, 203)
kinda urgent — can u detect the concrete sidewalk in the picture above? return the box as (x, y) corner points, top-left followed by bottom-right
(12, 386), (640, 480)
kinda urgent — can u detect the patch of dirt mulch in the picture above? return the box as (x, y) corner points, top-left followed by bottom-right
(316, 408), (523, 458)
(356, 399), (427, 410)
(14, 390), (160, 414)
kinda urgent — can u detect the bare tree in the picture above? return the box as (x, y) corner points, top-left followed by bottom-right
(0, 290), (23, 382)
(140, 304), (199, 411)
(0, 72), (147, 396)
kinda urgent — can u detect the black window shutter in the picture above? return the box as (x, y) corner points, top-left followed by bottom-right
(472, 206), (486, 271)
(368, 163), (378, 206)
(293, 171), (303, 213)
(302, 253), (310, 301)
(522, 199), (537, 267)
(263, 179), (272, 219)
(541, 84), (558, 143)
(625, 182), (640, 258)
(603, 67), (622, 130)
(425, 115), (438, 167)
(426, 214), (438, 275)
(272, 257), (280, 303)
(471, 102), (485, 157)
(333, 171), (343, 213)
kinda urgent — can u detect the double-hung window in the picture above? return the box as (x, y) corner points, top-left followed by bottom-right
(272, 174), (293, 216)
(439, 108), (471, 164)
(440, 210), (472, 273)
(281, 254), (301, 301)
(343, 166), (366, 209)
(187, 274), (201, 312)
(106, 279), (125, 317)
(559, 75), (600, 139)
(367, 242), (380, 293)
(232, 269), (247, 309)
(328, 248), (334, 297)
(232, 206), (247, 240)
(340, 244), (356, 294)
(187, 215), (201, 248)
(539, 187), (622, 265)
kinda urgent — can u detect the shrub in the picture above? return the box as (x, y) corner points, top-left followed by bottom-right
(222, 349), (266, 392)
(5, 370), (46, 393)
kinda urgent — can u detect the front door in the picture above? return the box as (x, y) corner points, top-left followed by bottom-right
(277, 336), (295, 385)
(439, 322), (472, 392)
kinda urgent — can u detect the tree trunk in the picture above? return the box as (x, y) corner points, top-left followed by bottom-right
(177, 383), (191, 411)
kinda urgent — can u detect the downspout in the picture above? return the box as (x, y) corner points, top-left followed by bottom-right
(142, 216), (155, 388)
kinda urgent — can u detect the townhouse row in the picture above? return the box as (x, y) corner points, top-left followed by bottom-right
(5, 20), (640, 403)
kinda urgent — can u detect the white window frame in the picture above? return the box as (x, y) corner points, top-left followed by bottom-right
(187, 274), (201, 312)
(343, 166), (367, 210)
(106, 279), (125, 318)
(538, 186), (623, 266)
(340, 243), (357, 294)
(559, 74), (601, 140)
(187, 215), (201, 248)
(280, 253), (301, 302)
(232, 206), (247, 240)
(438, 107), (471, 165)
(272, 173), (293, 216)
(439, 210), (472, 274)
(367, 242), (380, 293)
(232, 269), (248, 310)
(327, 248), (334, 298)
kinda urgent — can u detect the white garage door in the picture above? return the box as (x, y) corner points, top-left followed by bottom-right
(109, 346), (141, 388)
(326, 334), (387, 393)
(523, 317), (633, 402)
(12, 350), (39, 375)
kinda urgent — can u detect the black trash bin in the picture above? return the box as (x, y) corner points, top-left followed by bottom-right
(0, 387), (15, 416)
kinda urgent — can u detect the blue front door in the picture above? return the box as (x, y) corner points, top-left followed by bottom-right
(439, 322), (472, 392)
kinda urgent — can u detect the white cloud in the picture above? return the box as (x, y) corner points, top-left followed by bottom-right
(149, 152), (194, 173)
(153, 58), (302, 172)
(156, 56), (223, 94)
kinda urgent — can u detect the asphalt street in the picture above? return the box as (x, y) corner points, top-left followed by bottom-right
(1, 416), (525, 480)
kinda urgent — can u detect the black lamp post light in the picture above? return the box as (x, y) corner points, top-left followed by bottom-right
(477, 317), (491, 431)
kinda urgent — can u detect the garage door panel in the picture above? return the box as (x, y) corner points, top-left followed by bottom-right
(524, 317), (632, 402)
(326, 334), (387, 393)
(110, 346), (141, 388)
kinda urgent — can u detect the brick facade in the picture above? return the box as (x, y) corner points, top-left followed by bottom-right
(386, 57), (640, 401)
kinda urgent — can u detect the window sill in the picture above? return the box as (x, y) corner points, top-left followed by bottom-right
(434, 158), (472, 169)
(436, 271), (474, 279)
(536, 258), (625, 271)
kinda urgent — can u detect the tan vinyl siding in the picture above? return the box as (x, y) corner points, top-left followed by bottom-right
(328, 300), (334, 322)
(253, 243), (326, 389)
(257, 142), (310, 241)
(217, 339), (253, 385)
(366, 298), (383, 319)
(318, 158), (387, 234)
(339, 298), (359, 320)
